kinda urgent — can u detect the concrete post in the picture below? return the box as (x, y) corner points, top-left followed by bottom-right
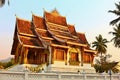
(58, 74), (61, 80)
(24, 71), (28, 80)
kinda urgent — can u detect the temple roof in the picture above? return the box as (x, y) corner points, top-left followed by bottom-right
(44, 11), (67, 26)
(11, 9), (95, 54)
(32, 14), (46, 30)
(68, 24), (77, 36)
(51, 8), (60, 15)
(77, 32), (88, 44)
(15, 18), (45, 49)
(46, 21), (87, 47)
(18, 35), (44, 49)
(16, 18), (36, 37)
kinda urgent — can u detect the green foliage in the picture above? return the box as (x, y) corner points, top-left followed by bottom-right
(92, 34), (109, 55)
(0, 58), (15, 69)
(109, 2), (120, 25)
(94, 54), (118, 73)
(27, 65), (42, 73)
(26, 64), (46, 73)
(109, 24), (120, 48)
(94, 62), (118, 73)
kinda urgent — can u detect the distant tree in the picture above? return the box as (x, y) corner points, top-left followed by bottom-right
(109, 2), (120, 25)
(92, 34), (109, 57)
(94, 54), (118, 73)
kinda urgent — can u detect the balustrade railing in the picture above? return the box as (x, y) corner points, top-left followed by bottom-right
(0, 71), (120, 80)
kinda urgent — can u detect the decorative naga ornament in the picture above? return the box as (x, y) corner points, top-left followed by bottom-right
(0, 0), (5, 7)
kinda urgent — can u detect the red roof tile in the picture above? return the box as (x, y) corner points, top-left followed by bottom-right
(47, 23), (69, 32)
(32, 15), (46, 29)
(68, 24), (77, 36)
(17, 18), (36, 36)
(19, 35), (44, 47)
(77, 32), (88, 44)
(36, 29), (51, 37)
(44, 11), (67, 26)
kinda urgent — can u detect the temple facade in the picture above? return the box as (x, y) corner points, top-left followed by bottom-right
(11, 9), (96, 72)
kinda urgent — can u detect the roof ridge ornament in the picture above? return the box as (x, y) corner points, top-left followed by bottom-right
(51, 8), (60, 15)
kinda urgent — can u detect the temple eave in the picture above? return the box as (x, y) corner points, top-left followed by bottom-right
(51, 44), (69, 48)
(41, 37), (54, 40)
(84, 49), (97, 53)
(18, 32), (37, 38)
(67, 41), (87, 47)
(23, 44), (45, 49)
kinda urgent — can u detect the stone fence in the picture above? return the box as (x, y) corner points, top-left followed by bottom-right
(0, 71), (120, 80)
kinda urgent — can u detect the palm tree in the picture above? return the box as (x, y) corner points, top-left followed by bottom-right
(92, 34), (108, 56)
(0, 0), (9, 8)
(0, 0), (5, 7)
(109, 24), (120, 48)
(109, 2), (120, 25)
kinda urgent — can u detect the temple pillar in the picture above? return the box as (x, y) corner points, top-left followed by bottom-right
(20, 46), (24, 64)
(48, 46), (52, 65)
(67, 48), (70, 65)
(15, 43), (20, 63)
(24, 47), (28, 64)
(90, 54), (93, 66)
(81, 47), (84, 66)
(77, 48), (81, 66)
(52, 47), (56, 64)
(64, 49), (67, 65)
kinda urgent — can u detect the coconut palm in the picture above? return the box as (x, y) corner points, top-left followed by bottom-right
(92, 34), (108, 56)
(109, 24), (120, 48)
(0, 0), (9, 8)
(109, 2), (120, 25)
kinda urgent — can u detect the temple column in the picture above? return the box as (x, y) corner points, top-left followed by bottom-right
(52, 47), (56, 64)
(20, 46), (24, 64)
(15, 43), (20, 63)
(77, 48), (81, 66)
(48, 46), (52, 65)
(67, 48), (70, 65)
(24, 47), (28, 64)
(81, 47), (84, 66)
(90, 54), (93, 66)
(64, 50), (67, 65)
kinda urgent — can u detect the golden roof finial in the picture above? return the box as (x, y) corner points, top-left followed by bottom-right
(51, 8), (60, 15)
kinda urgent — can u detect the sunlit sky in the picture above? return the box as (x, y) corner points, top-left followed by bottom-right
(0, 0), (120, 61)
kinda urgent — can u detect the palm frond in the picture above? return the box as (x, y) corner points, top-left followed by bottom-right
(109, 17), (120, 25)
(108, 10), (120, 15)
(115, 2), (120, 11)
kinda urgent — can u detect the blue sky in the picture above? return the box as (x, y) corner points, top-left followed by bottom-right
(0, 0), (120, 61)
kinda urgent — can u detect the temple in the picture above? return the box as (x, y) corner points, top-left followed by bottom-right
(11, 9), (96, 72)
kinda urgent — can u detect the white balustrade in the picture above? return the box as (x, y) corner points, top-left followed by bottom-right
(0, 71), (120, 80)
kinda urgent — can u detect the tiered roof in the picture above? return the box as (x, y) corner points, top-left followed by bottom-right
(11, 9), (95, 55)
